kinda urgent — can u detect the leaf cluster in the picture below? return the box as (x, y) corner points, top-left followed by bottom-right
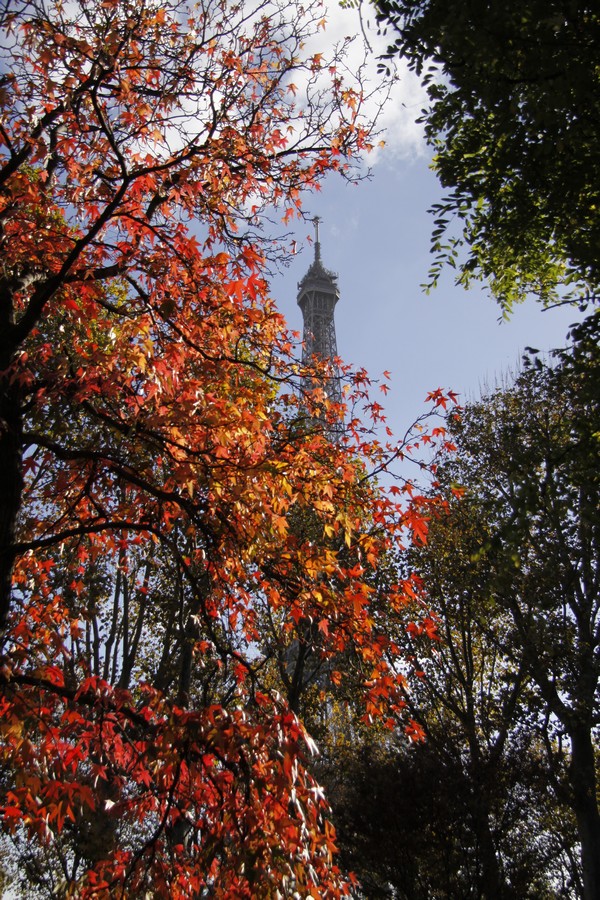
(375, 0), (600, 310)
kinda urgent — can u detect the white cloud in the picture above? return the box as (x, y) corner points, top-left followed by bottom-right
(316, 1), (427, 162)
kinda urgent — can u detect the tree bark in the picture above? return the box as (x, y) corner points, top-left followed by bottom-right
(569, 725), (600, 900)
(466, 751), (512, 899)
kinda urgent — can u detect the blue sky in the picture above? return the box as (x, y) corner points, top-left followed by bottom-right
(271, 5), (583, 441)
(273, 158), (581, 439)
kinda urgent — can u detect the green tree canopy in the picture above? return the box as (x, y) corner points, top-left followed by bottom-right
(322, 321), (599, 898)
(424, 329), (600, 898)
(375, 0), (600, 310)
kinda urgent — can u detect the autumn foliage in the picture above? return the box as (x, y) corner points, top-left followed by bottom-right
(0, 1), (452, 894)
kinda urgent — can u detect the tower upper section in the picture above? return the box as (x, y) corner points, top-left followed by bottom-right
(297, 217), (340, 363)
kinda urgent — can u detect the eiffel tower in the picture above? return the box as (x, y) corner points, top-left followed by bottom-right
(297, 216), (342, 410)
(283, 218), (343, 710)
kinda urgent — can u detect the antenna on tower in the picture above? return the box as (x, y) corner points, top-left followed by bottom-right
(313, 215), (321, 262)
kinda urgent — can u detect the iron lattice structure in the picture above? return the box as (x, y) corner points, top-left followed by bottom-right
(284, 219), (342, 694)
(296, 217), (342, 409)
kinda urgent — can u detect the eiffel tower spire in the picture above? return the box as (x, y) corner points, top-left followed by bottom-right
(296, 217), (342, 408)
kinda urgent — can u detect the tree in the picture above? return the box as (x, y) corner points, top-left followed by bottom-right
(0, 1), (451, 895)
(315, 511), (581, 899)
(317, 335), (598, 898)
(375, 0), (600, 310)
(411, 335), (599, 898)
(322, 730), (579, 899)
(398, 490), (582, 898)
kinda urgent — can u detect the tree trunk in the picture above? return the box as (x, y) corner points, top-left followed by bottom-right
(569, 725), (600, 900)
(465, 724), (511, 899)
(469, 780), (510, 899)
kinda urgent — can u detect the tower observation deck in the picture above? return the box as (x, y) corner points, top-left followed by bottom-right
(296, 217), (342, 409)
